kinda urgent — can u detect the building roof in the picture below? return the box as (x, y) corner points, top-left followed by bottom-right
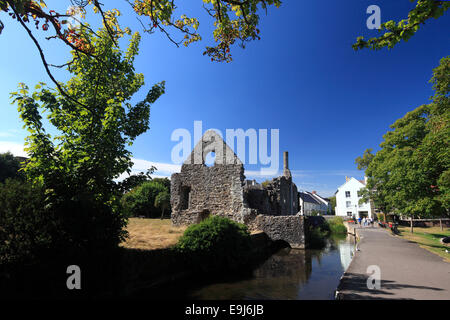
(334, 177), (366, 194)
(299, 191), (328, 205)
(310, 192), (329, 205)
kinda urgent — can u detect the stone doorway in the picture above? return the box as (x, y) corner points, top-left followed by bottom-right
(197, 210), (210, 223)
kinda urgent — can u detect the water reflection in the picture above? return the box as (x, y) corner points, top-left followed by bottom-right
(188, 234), (356, 300)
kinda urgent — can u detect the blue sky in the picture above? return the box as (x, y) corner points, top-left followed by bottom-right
(0, 1), (449, 196)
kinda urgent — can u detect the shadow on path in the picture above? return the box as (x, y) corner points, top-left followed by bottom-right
(337, 272), (444, 300)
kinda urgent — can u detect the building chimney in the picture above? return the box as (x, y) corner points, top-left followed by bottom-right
(311, 190), (317, 194)
(283, 151), (292, 178)
(283, 151), (289, 170)
(345, 176), (349, 182)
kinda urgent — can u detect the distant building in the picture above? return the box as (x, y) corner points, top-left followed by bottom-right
(335, 176), (373, 219)
(299, 191), (330, 216)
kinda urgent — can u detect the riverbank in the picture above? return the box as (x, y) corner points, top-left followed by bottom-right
(119, 229), (281, 297)
(336, 227), (450, 300)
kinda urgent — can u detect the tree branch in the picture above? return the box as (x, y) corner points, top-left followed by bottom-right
(10, 4), (94, 114)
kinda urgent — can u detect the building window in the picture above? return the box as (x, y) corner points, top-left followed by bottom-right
(180, 186), (191, 210)
(346, 201), (351, 208)
(347, 212), (353, 217)
(345, 191), (351, 198)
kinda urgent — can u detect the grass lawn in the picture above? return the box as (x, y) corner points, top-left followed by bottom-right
(120, 218), (186, 250)
(396, 226), (450, 263)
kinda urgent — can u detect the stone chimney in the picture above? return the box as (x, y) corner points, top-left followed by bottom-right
(345, 176), (349, 182)
(283, 151), (292, 178)
(311, 190), (317, 194)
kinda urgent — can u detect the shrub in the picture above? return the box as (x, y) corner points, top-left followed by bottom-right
(0, 178), (128, 266)
(310, 210), (321, 216)
(0, 152), (25, 183)
(376, 213), (385, 222)
(174, 216), (253, 272)
(327, 217), (347, 234)
(0, 179), (54, 265)
(121, 180), (169, 218)
(306, 224), (328, 249)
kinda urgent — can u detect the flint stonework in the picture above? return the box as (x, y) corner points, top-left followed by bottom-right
(170, 130), (305, 248)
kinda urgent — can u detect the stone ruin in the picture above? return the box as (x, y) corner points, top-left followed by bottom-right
(170, 130), (305, 248)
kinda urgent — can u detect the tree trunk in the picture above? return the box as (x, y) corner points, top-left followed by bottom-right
(410, 216), (413, 233)
(160, 207), (165, 219)
(440, 219), (443, 231)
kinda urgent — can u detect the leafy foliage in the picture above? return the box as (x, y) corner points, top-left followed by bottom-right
(305, 223), (328, 249)
(121, 180), (169, 218)
(9, 26), (165, 255)
(1, 0), (281, 63)
(0, 179), (53, 265)
(0, 1), (98, 52)
(353, 0), (449, 51)
(328, 195), (336, 214)
(152, 177), (171, 191)
(0, 152), (25, 183)
(175, 215), (252, 271)
(327, 217), (347, 234)
(355, 149), (375, 171)
(154, 190), (170, 219)
(356, 57), (449, 218)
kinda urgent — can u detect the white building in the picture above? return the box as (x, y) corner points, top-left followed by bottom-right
(335, 177), (373, 219)
(299, 191), (330, 216)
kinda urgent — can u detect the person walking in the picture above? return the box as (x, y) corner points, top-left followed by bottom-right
(358, 217), (362, 226)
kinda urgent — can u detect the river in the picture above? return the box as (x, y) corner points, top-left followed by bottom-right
(184, 234), (356, 300)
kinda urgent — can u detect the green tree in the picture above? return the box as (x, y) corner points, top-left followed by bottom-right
(0, 152), (25, 183)
(328, 195), (336, 214)
(154, 190), (170, 219)
(356, 57), (449, 222)
(10, 26), (165, 253)
(121, 180), (169, 218)
(152, 177), (171, 191)
(353, 0), (449, 51)
(0, 179), (52, 265)
(355, 149), (375, 171)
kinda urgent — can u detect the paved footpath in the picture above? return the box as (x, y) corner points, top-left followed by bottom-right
(336, 226), (450, 300)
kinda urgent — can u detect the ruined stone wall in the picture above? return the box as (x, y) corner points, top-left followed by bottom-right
(171, 163), (249, 226)
(246, 177), (299, 216)
(255, 215), (306, 249)
(243, 186), (272, 215)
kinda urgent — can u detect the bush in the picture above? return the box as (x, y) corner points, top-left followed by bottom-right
(306, 224), (328, 249)
(121, 180), (170, 218)
(0, 179), (55, 265)
(0, 178), (128, 266)
(174, 216), (253, 272)
(305, 216), (347, 248)
(327, 217), (347, 234)
(0, 152), (25, 183)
